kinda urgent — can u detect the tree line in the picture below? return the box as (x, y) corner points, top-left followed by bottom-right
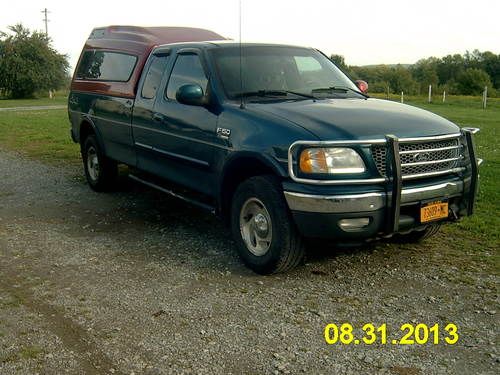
(331, 50), (500, 97)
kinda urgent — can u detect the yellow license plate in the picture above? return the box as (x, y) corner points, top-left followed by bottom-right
(420, 201), (449, 223)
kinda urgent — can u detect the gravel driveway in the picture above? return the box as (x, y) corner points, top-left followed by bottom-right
(0, 149), (497, 374)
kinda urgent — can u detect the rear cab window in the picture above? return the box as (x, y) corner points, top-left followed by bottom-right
(141, 55), (170, 99)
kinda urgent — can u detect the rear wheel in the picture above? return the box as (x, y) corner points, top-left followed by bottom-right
(82, 135), (117, 191)
(231, 175), (305, 274)
(395, 224), (441, 243)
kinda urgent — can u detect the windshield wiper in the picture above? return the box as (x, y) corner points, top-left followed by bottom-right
(285, 90), (317, 100)
(234, 90), (317, 100)
(312, 86), (369, 98)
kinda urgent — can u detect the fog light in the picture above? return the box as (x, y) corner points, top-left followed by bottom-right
(338, 218), (370, 232)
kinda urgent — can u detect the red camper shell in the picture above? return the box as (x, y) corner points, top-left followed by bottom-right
(71, 26), (226, 98)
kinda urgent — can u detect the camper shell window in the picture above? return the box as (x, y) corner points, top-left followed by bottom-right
(76, 50), (137, 82)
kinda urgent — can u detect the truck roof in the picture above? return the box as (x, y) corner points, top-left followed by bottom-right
(86, 26), (226, 50)
(154, 40), (313, 50)
(72, 26), (226, 98)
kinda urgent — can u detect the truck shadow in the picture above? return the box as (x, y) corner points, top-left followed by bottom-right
(97, 173), (382, 274)
(305, 239), (377, 262)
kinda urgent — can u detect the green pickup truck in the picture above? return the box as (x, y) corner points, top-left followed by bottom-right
(69, 26), (480, 274)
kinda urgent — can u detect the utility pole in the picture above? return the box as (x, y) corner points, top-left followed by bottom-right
(42, 8), (51, 98)
(41, 8), (49, 37)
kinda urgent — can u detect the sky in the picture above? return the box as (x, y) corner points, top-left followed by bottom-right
(1, 0), (499, 72)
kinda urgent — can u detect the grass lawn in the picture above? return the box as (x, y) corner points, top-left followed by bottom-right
(0, 96), (68, 108)
(0, 95), (498, 262)
(0, 108), (79, 164)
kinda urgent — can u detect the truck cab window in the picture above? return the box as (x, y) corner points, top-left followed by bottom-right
(166, 54), (208, 100)
(141, 55), (169, 99)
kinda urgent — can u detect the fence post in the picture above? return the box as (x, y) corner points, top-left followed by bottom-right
(401, 91), (404, 103)
(482, 86), (488, 109)
(443, 91), (446, 103)
(428, 85), (432, 103)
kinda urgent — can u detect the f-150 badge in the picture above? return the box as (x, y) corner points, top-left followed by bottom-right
(217, 127), (231, 139)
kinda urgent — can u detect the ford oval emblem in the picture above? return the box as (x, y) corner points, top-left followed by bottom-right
(413, 152), (431, 162)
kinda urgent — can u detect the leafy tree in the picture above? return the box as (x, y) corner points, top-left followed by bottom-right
(476, 51), (500, 89)
(456, 68), (492, 95)
(0, 24), (69, 98)
(410, 58), (439, 94)
(330, 54), (350, 74)
(436, 54), (464, 85)
(386, 65), (418, 94)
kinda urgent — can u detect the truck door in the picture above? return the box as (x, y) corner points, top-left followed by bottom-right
(134, 49), (220, 196)
(132, 51), (172, 172)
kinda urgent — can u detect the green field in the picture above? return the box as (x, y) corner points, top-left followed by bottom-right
(0, 100), (78, 164)
(0, 92), (68, 108)
(0, 95), (498, 261)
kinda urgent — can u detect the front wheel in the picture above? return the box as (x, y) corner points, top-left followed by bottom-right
(231, 175), (305, 274)
(82, 135), (117, 192)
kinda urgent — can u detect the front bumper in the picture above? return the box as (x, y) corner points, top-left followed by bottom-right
(285, 179), (466, 213)
(285, 178), (469, 239)
(284, 128), (480, 240)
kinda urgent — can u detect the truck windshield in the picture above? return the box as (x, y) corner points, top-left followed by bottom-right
(210, 46), (361, 100)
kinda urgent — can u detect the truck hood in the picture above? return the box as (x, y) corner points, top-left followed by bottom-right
(252, 98), (459, 140)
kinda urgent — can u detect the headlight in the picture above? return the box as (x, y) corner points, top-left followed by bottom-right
(299, 147), (366, 174)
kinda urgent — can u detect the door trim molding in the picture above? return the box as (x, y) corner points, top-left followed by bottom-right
(135, 142), (210, 168)
(132, 124), (231, 150)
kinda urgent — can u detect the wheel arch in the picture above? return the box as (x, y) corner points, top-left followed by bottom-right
(218, 152), (287, 221)
(78, 117), (105, 154)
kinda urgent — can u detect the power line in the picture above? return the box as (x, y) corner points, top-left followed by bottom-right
(41, 8), (50, 37)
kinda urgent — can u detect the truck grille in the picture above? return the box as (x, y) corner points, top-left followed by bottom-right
(371, 138), (463, 179)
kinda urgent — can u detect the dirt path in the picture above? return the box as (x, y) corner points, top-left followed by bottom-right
(0, 149), (497, 374)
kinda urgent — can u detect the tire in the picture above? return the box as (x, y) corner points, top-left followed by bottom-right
(82, 134), (117, 192)
(230, 175), (305, 274)
(394, 224), (441, 243)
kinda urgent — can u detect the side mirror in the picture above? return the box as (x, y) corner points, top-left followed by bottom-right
(176, 84), (206, 106)
(355, 80), (368, 94)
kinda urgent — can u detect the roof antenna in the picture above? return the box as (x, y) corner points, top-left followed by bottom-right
(239, 0), (245, 109)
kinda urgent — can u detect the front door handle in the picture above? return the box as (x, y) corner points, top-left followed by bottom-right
(152, 113), (164, 123)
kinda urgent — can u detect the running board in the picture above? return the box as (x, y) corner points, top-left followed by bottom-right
(128, 174), (215, 213)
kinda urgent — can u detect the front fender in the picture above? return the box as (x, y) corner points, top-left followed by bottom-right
(221, 150), (288, 179)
